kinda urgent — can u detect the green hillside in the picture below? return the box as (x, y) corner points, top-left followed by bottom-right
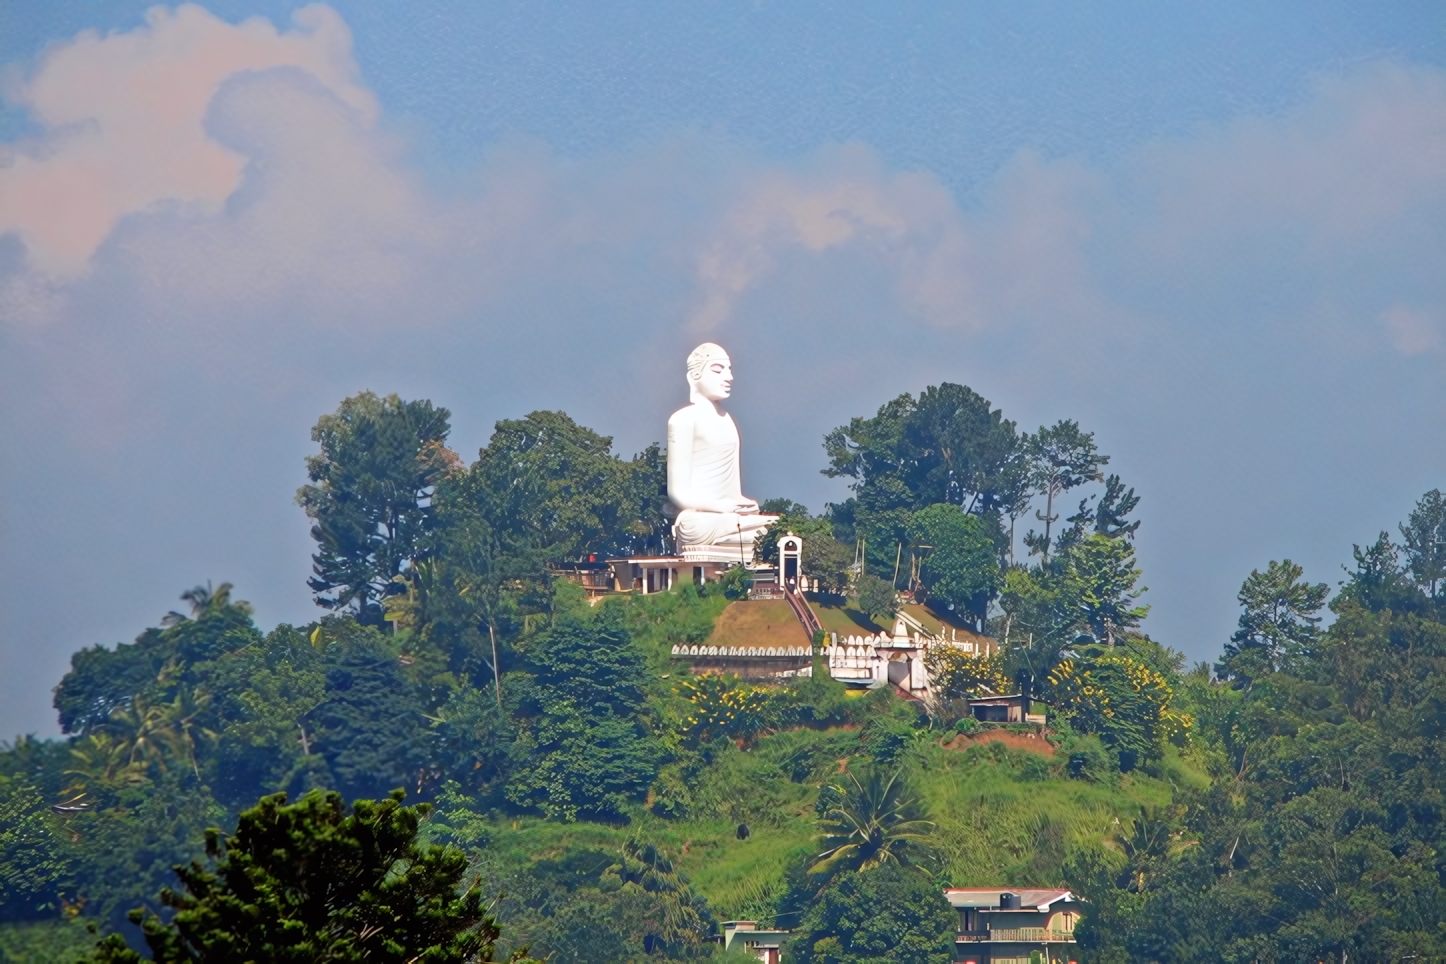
(6, 389), (1446, 963)
(402, 579), (1203, 964)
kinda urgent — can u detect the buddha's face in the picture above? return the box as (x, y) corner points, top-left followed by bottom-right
(694, 355), (733, 401)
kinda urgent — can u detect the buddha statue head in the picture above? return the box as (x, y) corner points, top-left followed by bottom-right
(686, 342), (733, 402)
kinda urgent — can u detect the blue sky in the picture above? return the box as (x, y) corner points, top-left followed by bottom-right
(1, 2), (1444, 736)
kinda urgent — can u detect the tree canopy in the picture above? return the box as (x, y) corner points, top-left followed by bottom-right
(18, 382), (1446, 964)
(86, 789), (527, 964)
(823, 383), (1026, 567)
(907, 504), (1000, 620)
(297, 393), (456, 624)
(788, 863), (955, 964)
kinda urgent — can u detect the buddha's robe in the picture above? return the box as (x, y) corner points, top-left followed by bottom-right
(669, 409), (773, 549)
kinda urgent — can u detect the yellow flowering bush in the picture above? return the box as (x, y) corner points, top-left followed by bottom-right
(677, 674), (778, 743)
(924, 646), (1010, 700)
(1047, 651), (1192, 756)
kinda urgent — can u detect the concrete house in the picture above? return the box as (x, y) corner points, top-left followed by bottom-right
(721, 920), (789, 964)
(944, 888), (1082, 964)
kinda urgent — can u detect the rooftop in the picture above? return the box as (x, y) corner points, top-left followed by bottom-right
(944, 888), (1076, 911)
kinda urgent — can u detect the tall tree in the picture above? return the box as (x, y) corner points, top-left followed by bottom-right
(422, 411), (668, 706)
(1216, 560), (1330, 686)
(1063, 473), (1141, 549)
(1334, 531), (1424, 614)
(1399, 488), (1446, 597)
(1022, 420), (1108, 563)
(297, 392), (456, 624)
(1092, 474), (1141, 539)
(823, 385), (1026, 568)
(306, 628), (433, 804)
(907, 504), (1001, 621)
(504, 607), (661, 821)
(463, 410), (667, 561)
(856, 575), (900, 623)
(1060, 533), (1150, 645)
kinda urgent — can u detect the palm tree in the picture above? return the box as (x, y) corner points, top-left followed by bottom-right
(1113, 807), (1195, 893)
(162, 581), (253, 626)
(62, 733), (147, 806)
(158, 684), (218, 779)
(615, 839), (712, 947)
(100, 694), (172, 773)
(810, 768), (937, 877)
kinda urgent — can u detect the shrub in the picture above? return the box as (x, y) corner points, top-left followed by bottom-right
(679, 675), (781, 744)
(1046, 651), (1191, 760)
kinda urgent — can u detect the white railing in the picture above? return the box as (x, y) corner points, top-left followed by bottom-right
(956, 927), (1076, 943)
(671, 644), (811, 658)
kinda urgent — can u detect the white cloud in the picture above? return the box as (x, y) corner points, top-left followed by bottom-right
(1126, 63), (1446, 267)
(116, 67), (440, 321)
(2, 8), (1444, 370)
(0, 3), (373, 278)
(683, 144), (1110, 335)
(1382, 304), (1439, 356)
(685, 144), (969, 331)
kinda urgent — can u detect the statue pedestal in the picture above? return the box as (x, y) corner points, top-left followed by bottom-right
(679, 544), (755, 566)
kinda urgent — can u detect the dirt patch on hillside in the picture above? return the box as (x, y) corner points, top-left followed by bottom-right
(944, 730), (1056, 757)
(705, 599), (811, 649)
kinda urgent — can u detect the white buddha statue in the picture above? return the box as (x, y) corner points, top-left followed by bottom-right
(667, 343), (777, 560)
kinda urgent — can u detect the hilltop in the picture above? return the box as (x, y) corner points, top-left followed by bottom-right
(5, 388), (1446, 964)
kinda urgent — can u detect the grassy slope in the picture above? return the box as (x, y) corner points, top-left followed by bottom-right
(518, 585), (1211, 921)
(805, 594), (986, 640)
(807, 595), (887, 637)
(900, 601), (991, 639)
(473, 724), (1201, 923)
(706, 600), (813, 649)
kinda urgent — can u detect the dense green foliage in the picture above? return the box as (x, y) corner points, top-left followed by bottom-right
(788, 864), (956, 964)
(824, 382), (1027, 530)
(907, 505), (999, 620)
(854, 574), (899, 622)
(0, 778), (70, 916)
(1070, 518), (1446, 962)
(85, 789), (512, 964)
(9, 385), (1446, 963)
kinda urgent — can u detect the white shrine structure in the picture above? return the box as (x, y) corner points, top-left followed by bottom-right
(667, 528), (994, 700)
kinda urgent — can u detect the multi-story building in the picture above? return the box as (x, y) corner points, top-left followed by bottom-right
(943, 888), (1082, 964)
